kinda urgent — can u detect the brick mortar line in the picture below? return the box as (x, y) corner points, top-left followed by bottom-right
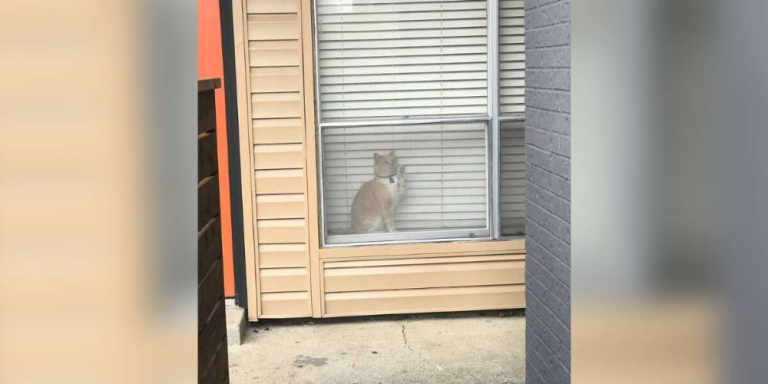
(524, 323), (555, 380)
(526, 68), (571, 72)
(527, 184), (571, 223)
(525, 297), (572, 373)
(528, 88), (572, 96)
(526, 149), (571, 182)
(525, 0), (570, 13)
(527, 285), (572, 351)
(526, 123), (571, 138)
(527, 217), (571, 269)
(525, 139), (571, 158)
(525, 105), (572, 117)
(526, 231), (571, 285)
(526, 20), (571, 33)
(525, 327), (556, 380)
(527, 253), (572, 317)
(527, 87), (571, 93)
(526, 361), (545, 384)
(526, 238), (570, 293)
(527, 162), (570, 199)
(526, 45), (571, 52)
(527, 124), (571, 138)
(525, 140), (571, 162)
(526, 197), (570, 236)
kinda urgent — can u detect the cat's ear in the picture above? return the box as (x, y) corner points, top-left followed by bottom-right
(389, 150), (395, 157)
(373, 153), (381, 161)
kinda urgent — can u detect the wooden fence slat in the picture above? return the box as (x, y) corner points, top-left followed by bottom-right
(198, 175), (221, 231)
(198, 131), (218, 182)
(198, 218), (222, 284)
(198, 261), (224, 333)
(198, 301), (227, 374)
(198, 90), (217, 134)
(199, 339), (229, 384)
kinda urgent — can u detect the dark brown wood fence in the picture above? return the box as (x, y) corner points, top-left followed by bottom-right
(198, 78), (229, 384)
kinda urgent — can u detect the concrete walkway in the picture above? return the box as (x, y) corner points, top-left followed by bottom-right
(228, 311), (526, 384)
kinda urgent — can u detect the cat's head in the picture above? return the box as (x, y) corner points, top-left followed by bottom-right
(373, 151), (398, 177)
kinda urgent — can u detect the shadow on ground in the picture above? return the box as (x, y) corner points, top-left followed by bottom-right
(228, 310), (526, 384)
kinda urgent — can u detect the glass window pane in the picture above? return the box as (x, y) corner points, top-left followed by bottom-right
(500, 120), (526, 236)
(316, 0), (489, 122)
(321, 121), (490, 244)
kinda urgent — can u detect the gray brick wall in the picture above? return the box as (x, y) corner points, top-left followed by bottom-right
(524, 0), (571, 383)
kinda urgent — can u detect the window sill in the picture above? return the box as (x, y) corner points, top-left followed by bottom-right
(318, 236), (525, 260)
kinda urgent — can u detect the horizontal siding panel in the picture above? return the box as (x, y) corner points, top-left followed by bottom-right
(324, 285), (525, 317)
(256, 194), (306, 219)
(260, 244), (307, 268)
(247, 14), (300, 41)
(257, 219), (307, 243)
(261, 292), (310, 317)
(246, 0), (298, 14)
(253, 144), (305, 170)
(324, 260), (525, 292)
(253, 118), (304, 144)
(249, 41), (301, 67)
(251, 67), (303, 93)
(253, 126), (305, 144)
(324, 254), (524, 268)
(260, 267), (308, 293)
(254, 169), (306, 194)
(251, 94), (303, 119)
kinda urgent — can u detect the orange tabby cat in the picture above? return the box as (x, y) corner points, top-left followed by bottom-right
(351, 151), (406, 234)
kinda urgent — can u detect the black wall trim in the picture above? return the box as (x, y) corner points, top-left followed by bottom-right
(218, 0), (249, 312)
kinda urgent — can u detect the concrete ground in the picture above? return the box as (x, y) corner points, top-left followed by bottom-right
(228, 310), (526, 384)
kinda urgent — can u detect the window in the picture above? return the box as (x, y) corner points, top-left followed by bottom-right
(498, 0), (526, 236)
(314, 0), (525, 245)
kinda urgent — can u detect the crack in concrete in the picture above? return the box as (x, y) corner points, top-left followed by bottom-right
(399, 323), (461, 382)
(400, 324), (414, 352)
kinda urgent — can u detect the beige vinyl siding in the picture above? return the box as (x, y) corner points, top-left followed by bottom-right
(325, 286), (525, 316)
(322, 255), (525, 316)
(499, 0), (525, 115)
(322, 122), (489, 235)
(500, 120), (526, 236)
(234, 0), (527, 320)
(240, 0), (312, 318)
(324, 259), (524, 292)
(316, 0), (489, 121)
(261, 292), (310, 317)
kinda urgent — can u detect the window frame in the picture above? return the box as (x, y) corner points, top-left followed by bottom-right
(312, 0), (524, 247)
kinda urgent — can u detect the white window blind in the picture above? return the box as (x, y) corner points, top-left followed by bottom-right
(500, 120), (526, 235)
(316, 0), (489, 121)
(499, 0), (525, 115)
(322, 122), (489, 239)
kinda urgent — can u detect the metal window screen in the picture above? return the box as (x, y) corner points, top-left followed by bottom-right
(321, 121), (490, 245)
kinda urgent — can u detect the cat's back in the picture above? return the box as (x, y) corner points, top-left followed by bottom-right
(352, 179), (386, 208)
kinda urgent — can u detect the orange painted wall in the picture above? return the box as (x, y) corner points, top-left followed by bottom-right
(199, 0), (235, 297)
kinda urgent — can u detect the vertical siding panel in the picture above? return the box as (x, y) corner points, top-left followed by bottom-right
(238, 0), (312, 319)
